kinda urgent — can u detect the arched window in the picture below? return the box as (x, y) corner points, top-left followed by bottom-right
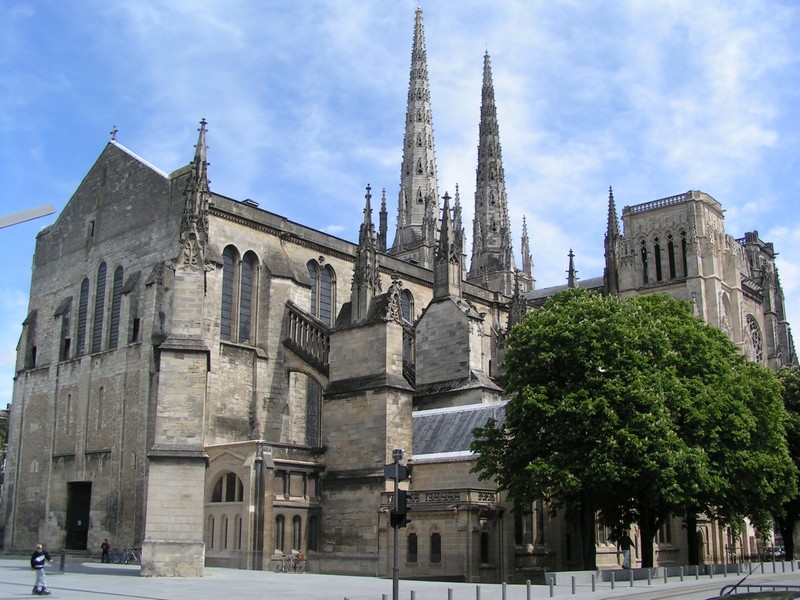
(109, 265), (124, 349)
(235, 515), (243, 550)
(640, 240), (649, 284)
(77, 278), (90, 357)
(211, 472), (244, 503)
(221, 246), (239, 341)
(293, 516), (302, 551)
(667, 234), (676, 279)
(91, 262), (107, 353)
(275, 515), (285, 553)
(407, 532), (418, 563)
(746, 315), (763, 363)
(653, 237), (663, 281)
(400, 290), (414, 324)
(680, 231), (688, 277)
(430, 531), (442, 564)
(307, 260), (336, 326)
(238, 251), (258, 344)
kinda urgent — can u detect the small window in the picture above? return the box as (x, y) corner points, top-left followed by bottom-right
(407, 532), (418, 563)
(430, 532), (442, 564)
(211, 472), (243, 503)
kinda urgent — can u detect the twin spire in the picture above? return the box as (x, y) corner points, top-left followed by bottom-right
(389, 8), (532, 296)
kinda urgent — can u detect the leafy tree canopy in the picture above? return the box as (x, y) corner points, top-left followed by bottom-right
(472, 289), (796, 568)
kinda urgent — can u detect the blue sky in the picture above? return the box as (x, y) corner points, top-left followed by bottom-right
(1, 1), (799, 409)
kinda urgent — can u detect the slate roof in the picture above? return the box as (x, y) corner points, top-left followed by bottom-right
(524, 275), (604, 302)
(412, 402), (507, 456)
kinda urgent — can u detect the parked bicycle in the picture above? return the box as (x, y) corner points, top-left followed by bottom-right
(114, 547), (142, 565)
(271, 551), (305, 573)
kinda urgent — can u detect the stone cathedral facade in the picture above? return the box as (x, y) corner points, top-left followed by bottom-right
(1, 7), (795, 582)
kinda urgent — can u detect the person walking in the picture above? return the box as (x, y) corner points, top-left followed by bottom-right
(617, 532), (635, 569)
(30, 543), (53, 595)
(101, 538), (111, 563)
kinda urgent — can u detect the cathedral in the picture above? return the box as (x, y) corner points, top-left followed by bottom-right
(1, 7), (795, 582)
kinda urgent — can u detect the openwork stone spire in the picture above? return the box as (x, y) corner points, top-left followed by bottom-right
(433, 192), (462, 299)
(175, 119), (212, 272)
(390, 6), (440, 268)
(604, 186), (620, 296)
(467, 52), (515, 295)
(351, 184), (382, 323)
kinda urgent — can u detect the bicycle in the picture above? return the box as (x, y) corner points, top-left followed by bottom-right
(271, 551), (305, 573)
(115, 547), (142, 564)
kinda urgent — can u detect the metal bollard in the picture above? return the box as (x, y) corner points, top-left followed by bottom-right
(647, 569), (651, 586)
(611, 571), (615, 589)
(571, 576), (575, 595)
(383, 595), (388, 600)
(502, 582), (507, 600)
(680, 565), (684, 582)
(710, 565), (713, 579)
(476, 584), (480, 600)
(527, 579), (531, 600)
(410, 591), (415, 600)
(664, 568), (668, 584)
(59, 550), (66, 574)
(448, 589), (453, 600)
(695, 565), (699, 580)
(629, 568), (634, 587)
(549, 580), (554, 598)
(591, 573), (596, 592)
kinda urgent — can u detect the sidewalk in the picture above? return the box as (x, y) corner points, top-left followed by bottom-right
(1, 556), (799, 600)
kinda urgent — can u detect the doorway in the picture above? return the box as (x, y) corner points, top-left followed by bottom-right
(65, 481), (92, 550)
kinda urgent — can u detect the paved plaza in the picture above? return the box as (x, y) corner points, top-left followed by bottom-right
(1, 556), (799, 600)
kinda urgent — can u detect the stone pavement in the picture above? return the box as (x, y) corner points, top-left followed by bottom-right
(1, 556), (799, 600)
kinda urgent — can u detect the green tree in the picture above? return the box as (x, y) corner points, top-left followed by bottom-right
(775, 366), (800, 560)
(472, 289), (796, 569)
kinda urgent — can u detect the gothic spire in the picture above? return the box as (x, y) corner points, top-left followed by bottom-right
(433, 192), (462, 299)
(175, 118), (211, 272)
(389, 6), (440, 268)
(604, 186), (620, 296)
(467, 51), (516, 295)
(567, 249), (578, 288)
(351, 184), (382, 323)
(520, 216), (534, 288)
(378, 187), (388, 252)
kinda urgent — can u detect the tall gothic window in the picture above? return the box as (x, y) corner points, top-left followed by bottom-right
(238, 251), (258, 344)
(640, 240), (649, 284)
(654, 237), (663, 281)
(400, 290), (414, 324)
(221, 246), (238, 341)
(77, 278), (89, 357)
(667, 234), (676, 279)
(221, 246), (259, 344)
(680, 231), (688, 277)
(108, 266), (124, 349)
(407, 532), (418, 563)
(307, 260), (335, 325)
(746, 315), (763, 363)
(91, 262), (107, 353)
(430, 531), (442, 564)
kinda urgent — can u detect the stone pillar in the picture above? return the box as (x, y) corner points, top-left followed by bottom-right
(140, 269), (209, 577)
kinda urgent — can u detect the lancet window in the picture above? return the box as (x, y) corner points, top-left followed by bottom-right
(307, 260), (335, 326)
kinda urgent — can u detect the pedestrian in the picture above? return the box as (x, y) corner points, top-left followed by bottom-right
(101, 538), (110, 563)
(617, 532), (635, 569)
(30, 543), (53, 595)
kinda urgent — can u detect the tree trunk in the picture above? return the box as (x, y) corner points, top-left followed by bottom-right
(637, 509), (658, 568)
(686, 512), (699, 565)
(579, 494), (597, 570)
(776, 516), (796, 561)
